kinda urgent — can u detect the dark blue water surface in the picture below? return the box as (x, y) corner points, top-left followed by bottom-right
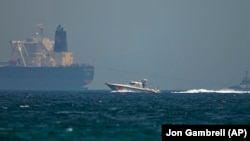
(0, 90), (250, 141)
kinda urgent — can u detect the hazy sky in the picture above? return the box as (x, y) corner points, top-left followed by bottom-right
(1, 0), (250, 90)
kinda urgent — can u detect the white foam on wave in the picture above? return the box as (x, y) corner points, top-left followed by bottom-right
(66, 127), (73, 132)
(172, 88), (250, 94)
(19, 105), (30, 108)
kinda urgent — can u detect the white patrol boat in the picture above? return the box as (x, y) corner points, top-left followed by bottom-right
(105, 79), (160, 93)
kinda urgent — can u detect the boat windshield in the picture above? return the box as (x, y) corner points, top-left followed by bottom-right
(129, 81), (143, 87)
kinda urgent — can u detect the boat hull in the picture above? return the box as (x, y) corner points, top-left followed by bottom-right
(105, 83), (160, 93)
(0, 65), (94, 90)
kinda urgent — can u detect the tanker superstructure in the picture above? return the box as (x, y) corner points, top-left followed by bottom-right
(0, 24), (94, 90)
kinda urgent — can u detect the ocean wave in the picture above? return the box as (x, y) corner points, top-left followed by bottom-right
(172, 88), (250, 94)
(19, 105), (30, 108)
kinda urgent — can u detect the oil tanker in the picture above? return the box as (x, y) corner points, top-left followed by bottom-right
(0, 24), (94, 90)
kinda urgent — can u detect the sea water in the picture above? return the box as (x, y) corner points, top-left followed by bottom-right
(0, 89), (250, 141)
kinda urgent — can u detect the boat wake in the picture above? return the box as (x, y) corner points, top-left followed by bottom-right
(172, 88), (250, 94)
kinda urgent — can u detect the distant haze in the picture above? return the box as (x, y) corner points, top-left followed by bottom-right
(1, 0), (250, 90)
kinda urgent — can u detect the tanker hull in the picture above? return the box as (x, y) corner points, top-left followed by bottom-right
(0, 65), (94, 90)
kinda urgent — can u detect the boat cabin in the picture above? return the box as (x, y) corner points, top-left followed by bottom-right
(128, 79), (147, 88)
